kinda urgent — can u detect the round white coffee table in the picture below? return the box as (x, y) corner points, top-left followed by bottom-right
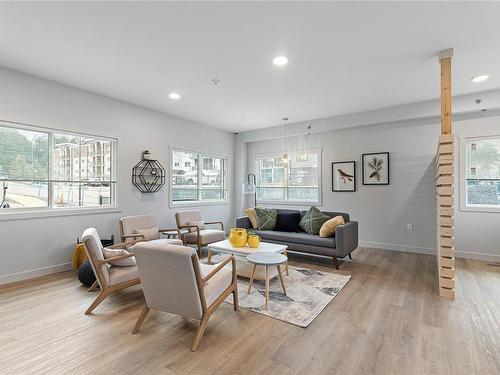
(246, 252), (288, 310)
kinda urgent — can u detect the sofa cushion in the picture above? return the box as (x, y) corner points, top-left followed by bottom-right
(254, 208), (277, 230)
(299, 206), (331, 234)
(244, 208), (258, 228)
(275, 212), (301, 232)
(319, 216), (345, 238)
(255, 230), (335, 248)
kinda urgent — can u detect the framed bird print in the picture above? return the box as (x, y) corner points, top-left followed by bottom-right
(362, 152), (390, 185)
(332, 161), (356, 192)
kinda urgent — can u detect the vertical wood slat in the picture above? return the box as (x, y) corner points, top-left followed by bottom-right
(437, 52), (454, 299)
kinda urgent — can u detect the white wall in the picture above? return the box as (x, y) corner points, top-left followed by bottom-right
(237, 113), (500, 261)
(454, 117), (500, 262)
(245, 122), (440, 253)
(0, 67), (234, 284)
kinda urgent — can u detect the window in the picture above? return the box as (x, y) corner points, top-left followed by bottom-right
(463, 136), (500, 210)
(254, 150), (321, 204)
(0, 121), (116, 212)
(171, 149), (227, 204)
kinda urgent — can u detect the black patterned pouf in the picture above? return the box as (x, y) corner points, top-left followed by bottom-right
(78, 261), (96, 287)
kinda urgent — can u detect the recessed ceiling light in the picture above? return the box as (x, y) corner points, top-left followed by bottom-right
(471, 75), (489, 83)
(169, 92), (181, 100)
(273, 56), (288, 66)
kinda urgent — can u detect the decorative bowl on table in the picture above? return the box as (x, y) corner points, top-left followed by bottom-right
(229, 228), (248, 247)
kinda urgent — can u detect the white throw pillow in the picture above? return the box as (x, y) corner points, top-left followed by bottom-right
(187, 220), (206, 232)
(134, 226), (159, 240)
(102, 248), (136, 267)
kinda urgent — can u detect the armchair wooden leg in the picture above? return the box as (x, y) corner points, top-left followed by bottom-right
(332, 257), (340, 270)
(85, 290), (109, 314)
(192, 314), (210, 352)
(132, 305), (150, 334)
(232, 286), (239, 311)
(88, 280), (99, 292)
(348, 253), (352, 260)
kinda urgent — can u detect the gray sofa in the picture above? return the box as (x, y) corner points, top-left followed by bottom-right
(236, 209), (358, 269)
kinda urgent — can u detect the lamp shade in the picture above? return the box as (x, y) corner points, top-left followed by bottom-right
(242, 181), (256, 195)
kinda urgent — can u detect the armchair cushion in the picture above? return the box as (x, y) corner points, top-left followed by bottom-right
(183, 229), (225, 245)
(187, 220), (206, 232)
(175, 210), (202, 228)
(129, 238), (183, 252)
(134, 226), (159, 241)
(200, 263), (233, 307)
(108, 265), (140, 286)
(102, 248), (136, 267)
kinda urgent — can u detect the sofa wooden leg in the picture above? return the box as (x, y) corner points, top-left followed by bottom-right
(348, 253), (352, 260)
(332, 257), (340, 270)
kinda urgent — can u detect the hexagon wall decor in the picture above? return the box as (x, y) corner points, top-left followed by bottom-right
(132, 159), (166, 193)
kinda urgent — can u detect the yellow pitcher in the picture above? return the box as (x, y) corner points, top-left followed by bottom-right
(229, 228), (247, 247)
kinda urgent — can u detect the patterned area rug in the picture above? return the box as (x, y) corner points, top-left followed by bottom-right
(203, 254), (351, 327)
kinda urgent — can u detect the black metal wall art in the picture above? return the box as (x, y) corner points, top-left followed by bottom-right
(132, 159), (166, 193)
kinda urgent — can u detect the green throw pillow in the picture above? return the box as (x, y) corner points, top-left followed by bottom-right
(254, 208), (277, 230)
(299, 206), (330, 235)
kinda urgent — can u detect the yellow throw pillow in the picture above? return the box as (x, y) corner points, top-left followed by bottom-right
(245, 208), (258, 229)
(319, 216), (345, 238)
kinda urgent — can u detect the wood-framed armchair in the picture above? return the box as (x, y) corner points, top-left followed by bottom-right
(81, 228), (142, 315)
(119, 215), (183, 245)
(175, 210), (225, 254)
(131, 241), (239, 351)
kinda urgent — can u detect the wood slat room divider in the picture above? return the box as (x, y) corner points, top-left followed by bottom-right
(436, 133), (455, 299)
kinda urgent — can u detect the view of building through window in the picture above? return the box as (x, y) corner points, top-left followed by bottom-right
(171, 150), (227, 202)
(255, 150), (320, 203)
(466, 137), (500, 206)
(0, 122), (116, 210)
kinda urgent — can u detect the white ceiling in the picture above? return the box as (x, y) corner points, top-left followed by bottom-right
(1, 2), (499, 132)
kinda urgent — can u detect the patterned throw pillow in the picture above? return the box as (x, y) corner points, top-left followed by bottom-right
(254, 208), (278, 230)
(299, 206), (331, 235)
(244, 208), (258, 229)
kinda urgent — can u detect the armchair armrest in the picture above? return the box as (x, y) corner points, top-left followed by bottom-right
(107, 239), (144, 250)
(122, 234), (145, 240)
(202, 255), (234, 283)
(96, 252), (135, 265)
(335, 221), (358, 257)
(205, 221), (224, 231)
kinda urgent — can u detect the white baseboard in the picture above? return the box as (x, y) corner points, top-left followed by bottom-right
(358, 241), (435, 255)
(454, 251), (500, 263)
(0, 262), (72, 286)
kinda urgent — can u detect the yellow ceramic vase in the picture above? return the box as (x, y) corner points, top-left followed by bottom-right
(247, 235), (260, 248)
(229, 228), (248, 247)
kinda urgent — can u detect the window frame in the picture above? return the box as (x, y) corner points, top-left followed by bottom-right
(459, 134), (500, 213)
(169, 148), (229, 207)
(0, 120), (118, 218)
(253, 148), (322, 206)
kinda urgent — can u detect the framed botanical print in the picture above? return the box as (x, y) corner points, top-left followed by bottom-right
(332, 161), (356, 192)
(362, 152), (390, 185)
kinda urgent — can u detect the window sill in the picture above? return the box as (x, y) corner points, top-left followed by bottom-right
(0, 207), (121, 221)
(459, 205), (500, 213)
(170, 200), (229, 209)
(257, 200), (321, 207)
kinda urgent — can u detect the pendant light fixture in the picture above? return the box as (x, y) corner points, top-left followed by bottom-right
(282, 117), (289, 165)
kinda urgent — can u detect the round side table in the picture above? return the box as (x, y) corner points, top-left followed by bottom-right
(246, 252), (288, 310)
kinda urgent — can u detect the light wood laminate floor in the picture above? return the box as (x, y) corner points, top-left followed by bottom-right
(1, 248), (499, 375)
